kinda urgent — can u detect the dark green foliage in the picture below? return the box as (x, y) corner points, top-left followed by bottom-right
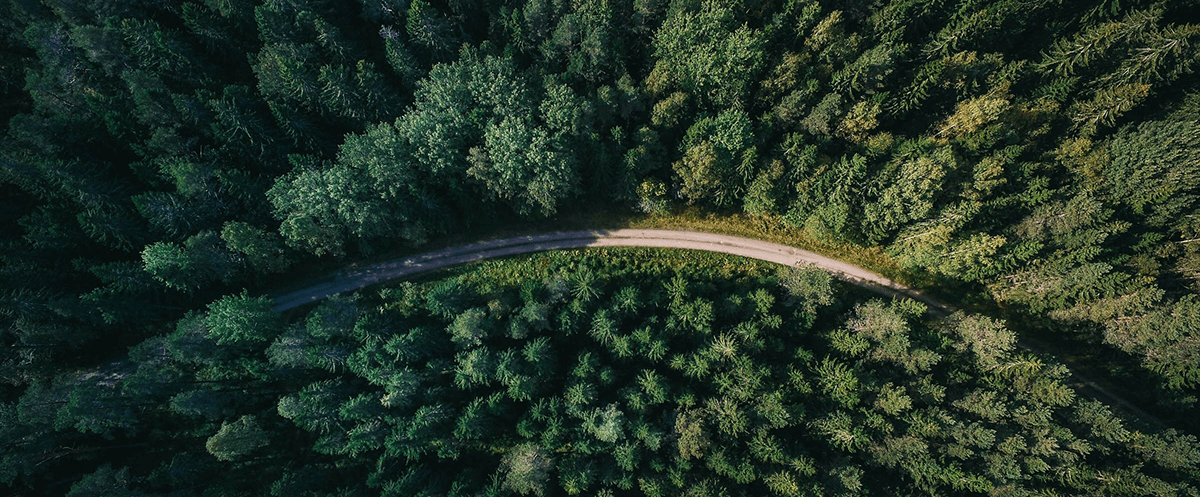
(1100, 113), (1200, 229)
(647, 0), (766, 108)
(500, 442), (553, 495)
(204, 291), (283, 346)
(268, 149), (423, 257)
(66, 464), (145, 497)
(141, 230), (237, 292)
(392, 48), (584, 216)
(5, 0), (1200, 493)
(51, 249), (1194, 495)
(221, 221), (292, 275)
(674, 108), (756, 206)
(206, 414), (269, 462)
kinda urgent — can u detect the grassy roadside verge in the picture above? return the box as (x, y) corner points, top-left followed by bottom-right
(621, 208), (910, 283)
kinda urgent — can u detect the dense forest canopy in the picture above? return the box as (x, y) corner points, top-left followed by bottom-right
(2, 0), (1200, 493)
(18, 248), (1200, 495)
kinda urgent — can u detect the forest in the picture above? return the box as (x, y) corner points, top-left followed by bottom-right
(12, 248), (1200, 495)
(1, 0), (1199, 494)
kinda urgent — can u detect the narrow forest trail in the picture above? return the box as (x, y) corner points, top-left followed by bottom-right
(269, 228), (1168, 430)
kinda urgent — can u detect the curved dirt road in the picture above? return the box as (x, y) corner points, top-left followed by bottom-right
(270, 229), (949, 313)
(269, 228), (1171, 430)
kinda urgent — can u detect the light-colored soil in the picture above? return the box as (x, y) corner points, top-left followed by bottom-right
(270, 229), (950, 313)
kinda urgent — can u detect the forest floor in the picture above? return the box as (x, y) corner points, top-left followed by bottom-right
(268, 228), (1169, 431)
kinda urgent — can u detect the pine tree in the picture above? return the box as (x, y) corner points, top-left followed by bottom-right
(221, 221), (292, 274)
(406, 0), (457, 61)
(204, 291), (282, 346)
(944, 313), (1016, 370)
(206, 415), (269, 462)
(500, 443), (553, 496)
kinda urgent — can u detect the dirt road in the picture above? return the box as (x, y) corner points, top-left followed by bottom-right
(270, 229), (949, 313)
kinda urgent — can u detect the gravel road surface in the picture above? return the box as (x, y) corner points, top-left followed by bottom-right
(270, 229), (949, 313)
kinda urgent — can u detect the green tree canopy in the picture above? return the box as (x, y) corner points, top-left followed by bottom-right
(206, 415), (269, 462)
